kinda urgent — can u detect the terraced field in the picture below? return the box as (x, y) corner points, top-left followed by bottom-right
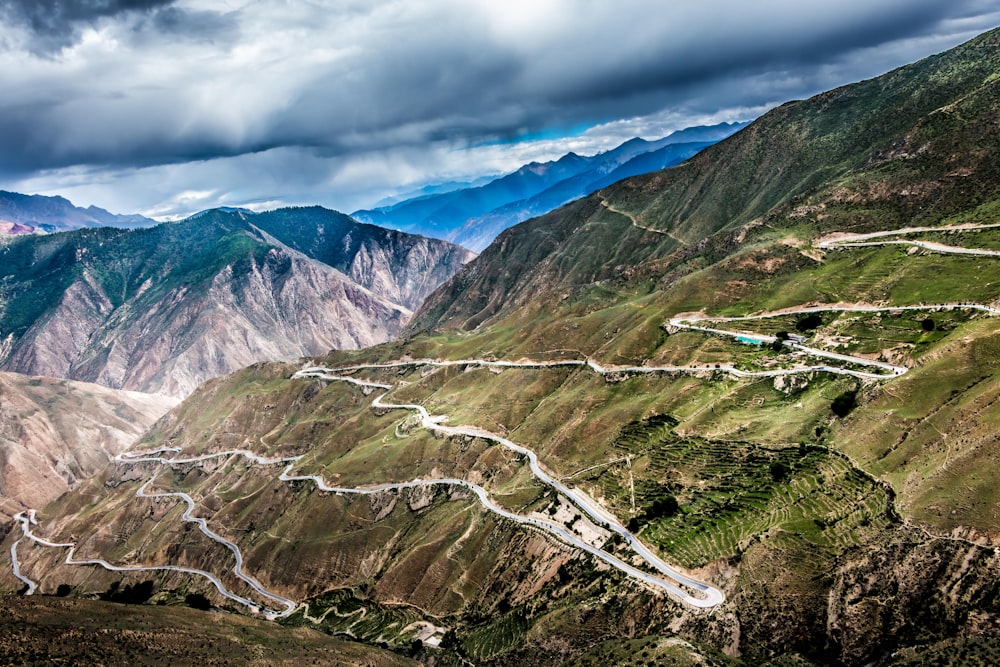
(594, 416), (893, 568)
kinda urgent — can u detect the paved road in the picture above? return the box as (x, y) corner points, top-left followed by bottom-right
(135, 479), (298, 618)
(821, 238), (1000, 257)
(667, 302), (1000, 379)
(294, 370), (725, 608)
(10, 540), (35, 593)
(13, 488), (297, 619)
(814, 222), (1000, 252)
(298, 342), (901, 383)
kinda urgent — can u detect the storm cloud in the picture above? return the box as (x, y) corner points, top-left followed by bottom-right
(0, 0), (177, 51)
(1, 0), (999, 217)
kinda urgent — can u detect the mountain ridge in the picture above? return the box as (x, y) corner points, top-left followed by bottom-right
(352, 122), (745, 250)
(408, 27), (1000, 335)
(0, 206), (473, 397)
(0, 190), (156, 235)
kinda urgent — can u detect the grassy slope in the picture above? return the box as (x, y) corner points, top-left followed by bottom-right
(0, 213), (275, 340)
(7, 27), (1000, 667)
(398, 26), (1000, 538)
(0, 595), (415, 666)
(409, 27), (1000, 335)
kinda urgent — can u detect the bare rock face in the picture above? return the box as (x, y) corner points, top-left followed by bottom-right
(0, 371), (177, 518)
(344, 235), (474, 311)
(0, 208), (473, 399)
(6, 251), (407, 399)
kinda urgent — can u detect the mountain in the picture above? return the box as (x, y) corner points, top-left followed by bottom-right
(0, 207), (473, 398)
(448, 141), (716, 251)
(409, 29), (1000, 333)
(0, 190), (156, 235)
(352, 122), (745, 250)
(353, 150), (593, 239)
(7, 27), (1000, 667)
(0, 371), (176, 520)
(370, 174), (500, 208)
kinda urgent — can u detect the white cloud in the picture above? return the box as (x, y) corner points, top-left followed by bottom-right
(0, 0), (997, 218)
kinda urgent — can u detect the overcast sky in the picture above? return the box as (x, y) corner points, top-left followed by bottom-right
(1, 1), (998, 219)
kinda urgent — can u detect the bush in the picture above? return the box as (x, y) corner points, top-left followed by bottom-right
(102, 580), (155, 604)
(648, 495), (679, 519)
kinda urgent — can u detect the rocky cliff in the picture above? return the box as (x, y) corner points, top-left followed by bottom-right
(0, 208), (473, 398)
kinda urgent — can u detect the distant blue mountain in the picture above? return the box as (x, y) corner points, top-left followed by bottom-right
(352, 122), (748, 250)
(0, 190), (156, 234)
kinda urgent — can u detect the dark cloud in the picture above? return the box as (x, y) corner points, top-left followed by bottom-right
(143, 6), (240, 43)
(0, 0), (176, 50)
(0, 0), (998, 216)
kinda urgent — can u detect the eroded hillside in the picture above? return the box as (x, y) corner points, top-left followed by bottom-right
(0, 208), (474, 398)
(0, 371), (176, 520)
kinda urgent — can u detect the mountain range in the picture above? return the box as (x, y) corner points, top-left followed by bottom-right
(0, 190), (156, 235)
(353, 122), (745, 250)
(4, 25), (1000, 667)
(0, 206), (473, 397)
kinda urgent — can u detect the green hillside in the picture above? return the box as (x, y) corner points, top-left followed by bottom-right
(409, 26), (1000, 335)
(6, 26), (1000, 667)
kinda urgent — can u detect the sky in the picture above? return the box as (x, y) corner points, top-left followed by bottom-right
(0, 1), (999, 219)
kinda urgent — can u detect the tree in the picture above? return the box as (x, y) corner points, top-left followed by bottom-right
(921, 318), (936, 332)
(440, 629), (461, 651)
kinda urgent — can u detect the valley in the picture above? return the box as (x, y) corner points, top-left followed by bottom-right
(12, 217), (992, 633)
(3, 22), (1000, 667)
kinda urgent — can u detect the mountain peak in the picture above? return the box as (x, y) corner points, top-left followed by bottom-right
(0, 190), (156, 234)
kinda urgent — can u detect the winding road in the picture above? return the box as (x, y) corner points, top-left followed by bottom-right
(815, 222), (1000, 256)
(13, 449), (304, 618)
(13, 488), (298, 619)
(12, 411), (724, 614)
(12, 222), (1000, 620)
(286, 369), (725, 607)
